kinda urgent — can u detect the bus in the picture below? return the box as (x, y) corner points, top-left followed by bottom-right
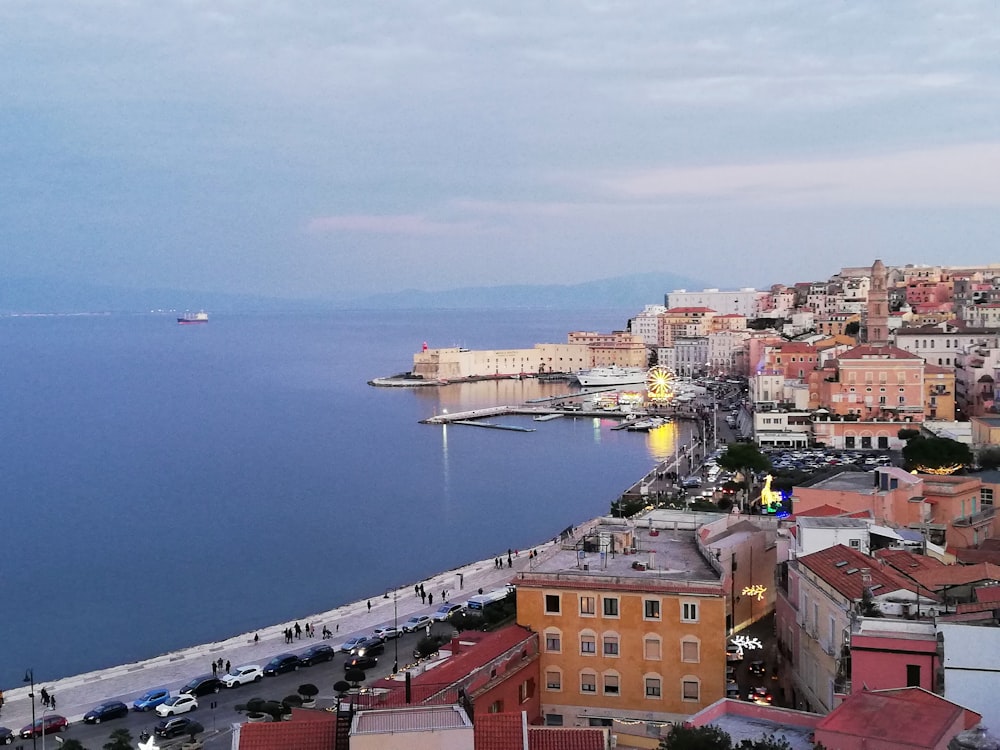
(465, 586), (514, 612)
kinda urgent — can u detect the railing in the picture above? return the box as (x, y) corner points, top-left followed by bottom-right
(954, 506), (996, 527)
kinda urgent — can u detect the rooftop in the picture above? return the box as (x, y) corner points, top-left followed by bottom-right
(687, 699), (821, 750)
(515, 518), (721, 593)
(797, 516), (871, 530)
(796, 544), (918, 601)
(352, 704), (472, 735)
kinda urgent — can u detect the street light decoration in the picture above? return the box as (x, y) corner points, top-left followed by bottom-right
(646, 366), (674, 403)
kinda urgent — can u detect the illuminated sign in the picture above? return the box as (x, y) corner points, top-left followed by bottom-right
(730, 635), (763, 652)
(742, 584), (767, 601)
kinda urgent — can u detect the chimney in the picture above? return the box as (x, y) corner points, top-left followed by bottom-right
(451, 637), (461, 655)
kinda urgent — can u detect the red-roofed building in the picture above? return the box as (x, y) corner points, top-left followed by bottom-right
(775, 544), (939, 713)
(236, 707), (339, 750)
(813, 687), (980, 750)
(474, 712), (610, 750)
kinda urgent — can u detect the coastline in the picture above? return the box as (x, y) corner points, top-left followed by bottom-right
(0, 520), (601, 731)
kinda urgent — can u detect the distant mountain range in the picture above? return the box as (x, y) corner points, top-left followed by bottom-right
(0, 272), (708, 314)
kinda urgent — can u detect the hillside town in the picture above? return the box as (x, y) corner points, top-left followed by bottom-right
(382, 260), (1000, 750)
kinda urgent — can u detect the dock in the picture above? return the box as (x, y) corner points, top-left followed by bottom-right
(453, 420), (536, 432)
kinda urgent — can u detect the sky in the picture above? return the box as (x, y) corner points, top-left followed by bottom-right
(3, 1), (1000, 300)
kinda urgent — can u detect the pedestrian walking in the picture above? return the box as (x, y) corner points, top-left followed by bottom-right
(49, 693), (56, 711)
(294, 622), (302, 639)
(225, 660), (231, 673)
(254, 633), (260, 645)
(212, 661), (218, 676)
(367, 600), (372, 612)
(428, 593), (433, 606)
(217, 657), (224, 673)
(336, 623), (339, 633)
(421, 589), (426, 603)
(419, 583), (425, 597)
(40, 688), (49, 708)
(415, 584), (420, 597)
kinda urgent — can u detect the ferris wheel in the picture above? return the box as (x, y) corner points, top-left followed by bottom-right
(646, 365), (674, 402)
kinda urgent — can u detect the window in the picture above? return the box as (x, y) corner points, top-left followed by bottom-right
(545, 594), (561, 614)
(519, 679), (533, 703)
(581, 633), (596, 654)
(982, 488), (994, 506)
(489, 700), (503, 713)
(581, 672), (596, 693)
(681, 639), (700, 663)
(545, 629), (561, 653)
(645, 677), (661, 698)
(681, 601), (699, 623)
(849, 539), (861, 549)
(545, 670), (562, 691)
(545, 714), (563, 727)
(644, 637), (662, 660)
(603, 597), (619, 617)
(906, 664), (921, 687)
(644, 599), (661, 620)
(603, 634), (619, 656)
(682, 678), (700, 701)
(603, 672), (620, 695)
(580, 596), (596, 616)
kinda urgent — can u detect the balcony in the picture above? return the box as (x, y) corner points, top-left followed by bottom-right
(954, 506), (996, 528)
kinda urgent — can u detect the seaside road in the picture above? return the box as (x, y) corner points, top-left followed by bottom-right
(0, 534), (569, 736)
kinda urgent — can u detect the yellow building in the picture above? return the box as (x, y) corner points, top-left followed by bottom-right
(924, 364), (956, 421)
(514, 518), (727, 742)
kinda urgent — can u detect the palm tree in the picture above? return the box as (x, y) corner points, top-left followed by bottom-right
(103, 728), (133, 750)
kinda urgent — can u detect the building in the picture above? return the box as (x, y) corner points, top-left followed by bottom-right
(812, 687), (981, 750)
(513, 516), (727, 733)
(567, 331), (648, 368)
(351, 705), (474, 750)
(865, 259), (890, 346)
(665, 288), (763, 317)
(630, 305), (667, 347)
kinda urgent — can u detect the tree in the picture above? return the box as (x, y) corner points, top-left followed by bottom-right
(897, 428), (920, 441)
(717, 442), (772, 510)
(60, 741), (89, 750)
(902, 436), (973, 474)
(978, 446), (1000, 470)
(104, 728), (133, 750)
(845, 321), (860, 336)
(735, 736), (795, 750)
(659, 724), (733, 749)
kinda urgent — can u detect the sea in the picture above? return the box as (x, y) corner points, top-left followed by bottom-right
(0, 308), (687, 683)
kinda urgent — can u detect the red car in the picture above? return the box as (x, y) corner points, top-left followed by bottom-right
(20, 715), (69, 738)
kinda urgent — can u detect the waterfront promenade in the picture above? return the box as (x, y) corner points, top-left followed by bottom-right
(0, 533), (581, 732)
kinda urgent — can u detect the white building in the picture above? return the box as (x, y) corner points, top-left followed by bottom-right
(666, 288), (763, 317)
(939, 622), (1000, 733)
(630, 304), (667, 346)
(793, 517), (871, 557)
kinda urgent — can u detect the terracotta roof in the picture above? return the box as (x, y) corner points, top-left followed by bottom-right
(529, 727), (608, 750)
(911, 562), (1000, 589)
(474, 714), (607, 750)
(837, 344), (921, 360)
(815, 687), (975, 748)
(717, 313), (746, 318)
(975, 585), (1000, 603)
(954, 547), (1000, 565)
(411, 625), (536, 697)
(664, 307), (718, 314)
(873, 548), (946, 577)
(796, 545), (916, 601)
(924, 364), (954, 374)
(238, 709), (338, 750)
(873, 687), (981, 730)
(773, 342), (817, 353)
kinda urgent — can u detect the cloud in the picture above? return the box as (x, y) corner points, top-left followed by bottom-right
(594, 142), (1000, 206)
(306, 214), (479, 236)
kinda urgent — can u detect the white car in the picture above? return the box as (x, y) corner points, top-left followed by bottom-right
(155, 694), (198, 716)
(340, 636), (368, 653)
(401, 614), (431, 633)
(372, 626), (400, 640)
(432, 603), (464, 621)
(221, 665), (263, 687)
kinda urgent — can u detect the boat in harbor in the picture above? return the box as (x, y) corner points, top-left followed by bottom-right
(177, 311), (209, 325)
(574, 366), (647, 388)
(532, 413), (563, 422)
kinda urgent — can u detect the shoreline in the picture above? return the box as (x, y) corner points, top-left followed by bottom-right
(0, 520), (602, 729)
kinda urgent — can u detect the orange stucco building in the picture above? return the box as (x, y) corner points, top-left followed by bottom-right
(514, 518), (727, 734)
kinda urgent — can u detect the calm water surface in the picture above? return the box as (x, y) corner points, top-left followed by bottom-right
(0, 309), (684, 681)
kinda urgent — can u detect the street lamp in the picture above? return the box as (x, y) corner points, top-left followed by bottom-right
(392, 590), (399, 675)
(23, 668), (37, 750)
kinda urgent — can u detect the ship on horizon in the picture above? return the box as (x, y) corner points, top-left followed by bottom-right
(177, 311), (209, 324)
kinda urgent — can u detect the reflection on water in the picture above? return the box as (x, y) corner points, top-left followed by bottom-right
(592, 417), (602, 443)
(441, 423), (450, 507)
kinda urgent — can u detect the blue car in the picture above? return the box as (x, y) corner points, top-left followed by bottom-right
(133, 689), (170, 712)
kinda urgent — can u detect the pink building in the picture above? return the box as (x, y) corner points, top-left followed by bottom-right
(813, 687), (980, 750)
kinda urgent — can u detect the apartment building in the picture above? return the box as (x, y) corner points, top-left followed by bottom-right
(665, 288), (763, 317)
(514, 518), (727, 731)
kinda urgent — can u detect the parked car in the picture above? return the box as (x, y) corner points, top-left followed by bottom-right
(221, 665), (263, 687)
(340, 636), (369, 653)
(263, 653), (301, 676)
(349, 637), (385, 657)
(726, 680), (741, 699)
(0, 727), (14, 745)
(682, 476), (702, 487)
(432, 603), (464, 621)
(726, 644), (743, 662)
(748, 660), (766, 677)
(154, 717), (203, 739)
(155, 694), (198, 717)
(179, 675), (222, 697)
(401, 614), (431, 633)
(83, 700), (129, 724)
(20, 715), (68, 738)
(345, 654), (378, 671)
(133, 688), (171, 712)
(298, 643), (336, 666)
(372, 626), (400, 640)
